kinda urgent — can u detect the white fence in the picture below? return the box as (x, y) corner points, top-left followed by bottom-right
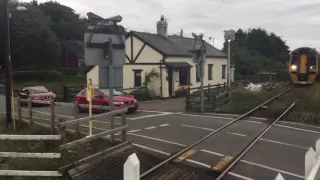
(276, 137), (320, 180)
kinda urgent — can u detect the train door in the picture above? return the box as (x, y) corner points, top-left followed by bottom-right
(299, 54), (307, 73)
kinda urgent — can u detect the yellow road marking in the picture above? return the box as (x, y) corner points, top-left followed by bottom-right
(212, 156), (233, 172)
(172, 149), (197, 163)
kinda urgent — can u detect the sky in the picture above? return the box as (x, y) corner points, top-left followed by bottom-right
(21, 0), (320, 51)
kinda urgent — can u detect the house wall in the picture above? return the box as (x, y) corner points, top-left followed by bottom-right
(86, 66), (99, 87)
(125, 36), (162, 63)
(165, 57), (227, 96)
(123, 65), (162, 97)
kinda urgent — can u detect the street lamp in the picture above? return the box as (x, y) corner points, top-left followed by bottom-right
(2, 0), (27, 127)
(224, 30), (235, 89)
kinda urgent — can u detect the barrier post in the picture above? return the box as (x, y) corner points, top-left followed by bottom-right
(87, 79), (94, 137)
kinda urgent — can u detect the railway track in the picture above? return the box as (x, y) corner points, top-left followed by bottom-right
(140, 85), (309, 179)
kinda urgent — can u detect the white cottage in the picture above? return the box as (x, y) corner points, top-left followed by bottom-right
(86, 15), (231, 98)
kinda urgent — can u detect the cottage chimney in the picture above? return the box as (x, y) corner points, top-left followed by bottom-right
(157, 15), (168, 37)
(180, 29), (183, 37)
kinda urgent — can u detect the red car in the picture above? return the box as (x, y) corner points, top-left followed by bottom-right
(74, 88), (139, 113)
(19, 86), (56, 106)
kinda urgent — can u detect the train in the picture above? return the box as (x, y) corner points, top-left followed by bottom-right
(288, 47), (319, 84)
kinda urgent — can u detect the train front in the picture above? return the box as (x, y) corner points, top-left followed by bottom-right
(289, 47), (318, 84)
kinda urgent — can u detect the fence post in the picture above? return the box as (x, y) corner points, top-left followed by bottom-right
(50, 100), (55, 135)
(208, 84), (211, 102)
(58, 118), (66, 141)
(16, 98), (21, 122)
(63, 85), (67, 102)
(28, 98), (33, 131)
(121, 111), (127, 142)
(185, 86), (191, 111)
(124, 153), (140, 180)
(73, 101), (80, 137)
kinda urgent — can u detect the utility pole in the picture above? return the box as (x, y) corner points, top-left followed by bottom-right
(224, 30), (235, 89)
(2, 0), (12, 126)
(189, 33), (206, 113)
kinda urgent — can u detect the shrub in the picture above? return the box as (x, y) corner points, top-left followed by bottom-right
(12, 70), (64, 81)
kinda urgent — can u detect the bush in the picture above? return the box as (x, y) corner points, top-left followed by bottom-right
(175, 89), (187, 97)
(131, 90), (152, 101)
(12, 70), (64, 81)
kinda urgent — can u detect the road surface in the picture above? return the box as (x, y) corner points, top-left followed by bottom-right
(0, 95), (319, 180)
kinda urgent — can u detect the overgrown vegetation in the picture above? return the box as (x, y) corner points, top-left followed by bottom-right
(218, 83), (291, 113)
(295, 83), (320, 112)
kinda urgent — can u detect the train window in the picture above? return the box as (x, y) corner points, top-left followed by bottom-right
(291, 54), (299, 64)
(310, 55), (317, 65)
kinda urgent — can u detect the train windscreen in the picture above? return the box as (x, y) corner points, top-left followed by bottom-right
(291, 53), (299, 65)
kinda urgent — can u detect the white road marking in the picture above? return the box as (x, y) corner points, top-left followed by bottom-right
(240, 159), (304, 179)
(128, 129), (141, 133)
(159, 124), (170, 127)
(250, 117), (267, 121)
(138, 110), (172, 114)
(180, 113), (320, 134)
(180, 124), (308, 149)
(260, 138), (308, 149)
(130, 113), (172, 120)
(205, 112), (239, 117)
(245, 120), (263, 124)
(127, 133), (185, 147)
(145, 126), (156, 130)
(178, 113), (234, 120)
(134, 143), (254, 180)
(275, 124), (320, 134)
(228, 172), (255, 180)
(278, 121), (320, 129)
(181, 124), (247, 137)
(132, 143), (170, 155)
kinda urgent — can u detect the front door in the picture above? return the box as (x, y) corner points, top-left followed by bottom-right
(168, 68), (173, 96)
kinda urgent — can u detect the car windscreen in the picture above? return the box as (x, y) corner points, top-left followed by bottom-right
(28, 86), (49, 94)
(100, 89), (124, 96)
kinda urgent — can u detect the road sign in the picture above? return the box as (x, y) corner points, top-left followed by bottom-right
(224, 30), (236, 41)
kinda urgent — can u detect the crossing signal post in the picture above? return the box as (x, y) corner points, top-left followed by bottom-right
(86, 79), (94, 136)
(189, 33), (206, 113)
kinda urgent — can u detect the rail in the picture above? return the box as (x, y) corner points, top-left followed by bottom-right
(140, 86), (293, 178)
(216, 98), (300, 179)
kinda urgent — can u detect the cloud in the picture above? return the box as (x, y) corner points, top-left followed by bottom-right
(20, 0), (320, 51)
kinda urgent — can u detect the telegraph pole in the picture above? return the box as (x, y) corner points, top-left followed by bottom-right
(2, 0), (13, 126)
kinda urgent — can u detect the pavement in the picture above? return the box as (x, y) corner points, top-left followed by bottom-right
(0, 95), (319, 179)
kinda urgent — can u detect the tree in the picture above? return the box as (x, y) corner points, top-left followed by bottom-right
(9, 1), (60, 69)
(222, 28), (290, 80)
(39, 1), (87, 40)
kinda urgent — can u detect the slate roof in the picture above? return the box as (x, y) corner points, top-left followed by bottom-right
(131, 31), (227, 58)
(61, 40), (84, 58)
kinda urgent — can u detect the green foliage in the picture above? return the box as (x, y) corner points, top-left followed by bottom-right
(6, 0), (88, 71)
(39, 1), (87, 40)
(12, 70), (64, 81)
(143, 68), (160, 87)
(223, 28), (290, 81)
